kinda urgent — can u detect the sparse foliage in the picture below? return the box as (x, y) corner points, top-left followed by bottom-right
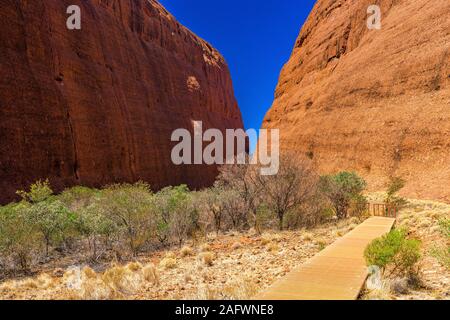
(320, 171), (367, 219)
(256, 156), (318, 230)
(385, 177), (408, 210)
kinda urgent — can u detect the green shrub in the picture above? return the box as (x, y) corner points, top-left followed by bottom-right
(17, 179), (53, 204)
(364, 229), (421, 277)
(154, 185), (198, 247)
(76, 201), (118, 260)
(439, 218), (450, 238)
(15, 180), (76, 256)
(100, 182), (155, 256)
(59, 186), (99, 209)
(0, 203), (40, 271)
(26, 199), (75, 255)
(320, 172), (367, 219)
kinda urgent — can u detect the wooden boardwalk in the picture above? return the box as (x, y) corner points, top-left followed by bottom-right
(257, 217), (396, 300)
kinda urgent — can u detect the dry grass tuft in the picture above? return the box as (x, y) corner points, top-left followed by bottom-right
(35, 273), (56, 289)
(266, 243), (280, 253)
(222, 278), (260, 299)
(164, 251), (177, 259)
(142, 264), (159, 284)
(82, 266), (97, 279)
(126, 262), (143, 272)
(180, 246), (194, 257)
(159, 258), (178, 270)
(302, 232), (313, 241)
(102, 264), (143, 296)
(198, 252), (215, 266)
(260, 236), (271, 245)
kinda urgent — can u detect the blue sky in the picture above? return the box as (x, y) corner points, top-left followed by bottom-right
(159, 0), (317, 150)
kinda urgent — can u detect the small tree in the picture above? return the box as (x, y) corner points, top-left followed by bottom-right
(26, 199), (75, 255)
(385, 176), (408, 210)
(217, 160), (262, 232)
(199, 184), (227, 235)
(320, 171), (367, 219)
(0, 203), (39, 272)
(101, 182), (155, 256)
(154, 185), (198, 247)
(256, 156), (318, 231)
(18, 180), (75, 255)
(76, 202), (118, 260)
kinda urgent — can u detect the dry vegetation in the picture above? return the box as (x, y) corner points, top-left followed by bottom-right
(0, 219), (361, 300)
(362, 193), (449, 300)
(0, 158), (447, 300)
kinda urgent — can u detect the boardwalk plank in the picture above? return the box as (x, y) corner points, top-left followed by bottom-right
(256, 217), (396, 300)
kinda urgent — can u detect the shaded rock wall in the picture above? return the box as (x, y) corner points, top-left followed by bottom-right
(0, 0), (243, 203)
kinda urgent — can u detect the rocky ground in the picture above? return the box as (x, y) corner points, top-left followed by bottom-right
(0, 219), (353, 300)
(0, 195), (448, 300)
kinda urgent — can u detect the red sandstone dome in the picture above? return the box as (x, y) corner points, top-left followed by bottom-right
(0, 0), (244, 203)
(263, 0), (450, 202)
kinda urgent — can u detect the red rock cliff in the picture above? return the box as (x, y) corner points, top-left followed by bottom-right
(0, 0), (243, 203)
(263, 0), (450, 202)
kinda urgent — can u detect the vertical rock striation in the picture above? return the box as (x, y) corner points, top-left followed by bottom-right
(263, 0), (450, 202)
(0, 0), (244, 203)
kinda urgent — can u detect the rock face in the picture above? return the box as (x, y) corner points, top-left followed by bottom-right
(263, 0), (450, 202)
(0, 0), (243, 203)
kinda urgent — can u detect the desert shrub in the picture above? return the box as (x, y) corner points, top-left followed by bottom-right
(100, 182), (155, 256)
(16, 179), (53, 204)
(431, 246), (450, 269)
(284, 191), (332, 229)
(439, 218), (450, 238)
(26, 199), (75, 255)
(198, 184), (247, 234)
(222, 189), (248, 231)
(364, 229), (421, 277)
(320, 171), (367, 219)
(430, 218), (450, 269)
(16, 180), (76, 255)
(76, 202), (118, 260)
(180, 246), (194, 257)
(384, 177), (408, 210)
(154, 185), (198, 247)
(217, 161), (261, 232)
(254, 204), (276, 231)
(198, 252), (215, 266)
(198, 185), (227, 235)
(0, 203), (40, 272)
(255, 156), (318, 230)
(59, 186), (99, 210)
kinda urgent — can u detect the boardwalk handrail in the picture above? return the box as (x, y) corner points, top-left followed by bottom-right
(366, 202), (398, 218)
